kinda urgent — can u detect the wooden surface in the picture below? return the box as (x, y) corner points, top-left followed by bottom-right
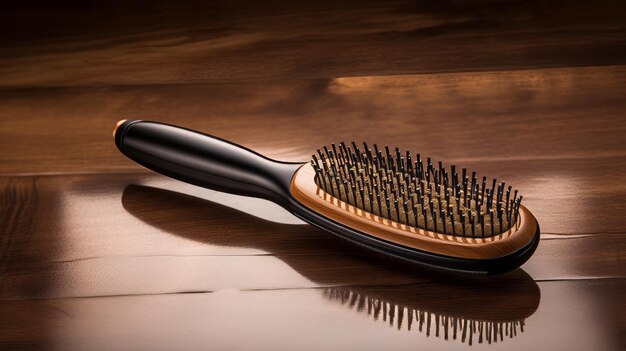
(1, 1), (625, 350)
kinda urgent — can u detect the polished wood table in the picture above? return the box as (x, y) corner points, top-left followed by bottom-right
(1, 1), (625, 350)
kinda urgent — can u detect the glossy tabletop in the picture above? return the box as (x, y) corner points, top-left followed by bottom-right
(1, 1), (625, 350)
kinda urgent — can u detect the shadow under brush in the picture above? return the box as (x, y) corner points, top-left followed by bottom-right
(121, 184), (540, 344)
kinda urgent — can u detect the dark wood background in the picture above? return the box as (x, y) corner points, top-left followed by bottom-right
(1, 1), (625, 350)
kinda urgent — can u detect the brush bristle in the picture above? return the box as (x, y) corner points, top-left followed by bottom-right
(311, 142), (522, 238)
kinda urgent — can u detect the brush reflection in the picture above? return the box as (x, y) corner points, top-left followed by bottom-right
(327, 287), (524, 345)
(324, 270), (539, 345)
(122, 183), (540, 346)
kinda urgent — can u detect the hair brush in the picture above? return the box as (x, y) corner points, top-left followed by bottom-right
(113, 120), (540, 274)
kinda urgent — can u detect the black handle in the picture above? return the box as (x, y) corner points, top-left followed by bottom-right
(114, 120), (303, 207)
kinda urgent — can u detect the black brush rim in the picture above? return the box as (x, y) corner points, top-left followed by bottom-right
(288, 196), (540, 275)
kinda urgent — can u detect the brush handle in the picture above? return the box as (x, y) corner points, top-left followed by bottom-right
(114, 120), (302, 207)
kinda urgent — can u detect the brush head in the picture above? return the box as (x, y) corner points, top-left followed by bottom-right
(311, 142), (520, 238)
(289, 142), (540, 272)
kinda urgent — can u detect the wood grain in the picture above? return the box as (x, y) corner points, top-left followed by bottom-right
(0, 173), (623, 300)
(1, 0), (625, 87)
(0, 0), (625, 350)
(0, 66), (624, 175)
